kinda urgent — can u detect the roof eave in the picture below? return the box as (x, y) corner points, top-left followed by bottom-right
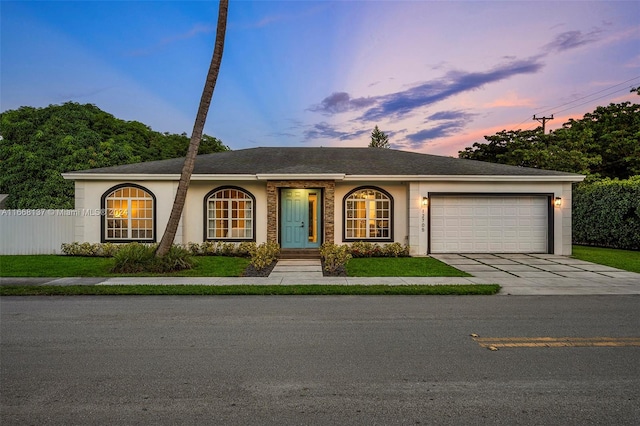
(256, 173), (346, 181)
(62, 172), (585, 183)
(344, 174), (586, 182)
(62, 173), (182, 181)
(62, 173), (262, 181)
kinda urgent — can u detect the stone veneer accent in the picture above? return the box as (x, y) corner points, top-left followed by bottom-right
(266, 181), (335, 245)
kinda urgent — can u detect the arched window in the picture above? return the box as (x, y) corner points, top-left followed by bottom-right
(344, 187), (393, 241)
(205, 187), (255, 240)
(102, 184), (155, 242)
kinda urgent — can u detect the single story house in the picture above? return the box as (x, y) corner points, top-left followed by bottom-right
(62, 147), (585, 255)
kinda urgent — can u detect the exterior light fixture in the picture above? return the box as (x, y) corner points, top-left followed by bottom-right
(422, 197), (429, 206)
(554, 197), (562, 207)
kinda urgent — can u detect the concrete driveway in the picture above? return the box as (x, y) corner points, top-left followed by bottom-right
(430, 253), (640, 295)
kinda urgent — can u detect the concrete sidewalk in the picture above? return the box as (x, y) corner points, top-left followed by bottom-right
(2, 274), (639, 295)
(0, 276), (491, 287)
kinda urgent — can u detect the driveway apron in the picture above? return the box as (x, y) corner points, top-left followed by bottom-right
(430, 253), (640, 295)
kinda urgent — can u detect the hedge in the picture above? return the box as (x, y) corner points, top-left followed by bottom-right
(572, 176), (640, 250)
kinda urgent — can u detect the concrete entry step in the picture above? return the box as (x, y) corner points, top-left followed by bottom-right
(280, 249), (321, 259)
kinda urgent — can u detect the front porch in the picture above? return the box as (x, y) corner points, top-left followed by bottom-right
(279, 248), (321, 259)
(266, 180), (336, 248)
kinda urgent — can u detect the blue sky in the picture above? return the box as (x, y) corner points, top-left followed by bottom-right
(2, 1), (639, 156)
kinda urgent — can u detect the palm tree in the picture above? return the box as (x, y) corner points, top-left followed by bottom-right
(156, 0), (229, 257)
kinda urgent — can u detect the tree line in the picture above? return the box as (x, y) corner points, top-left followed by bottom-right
(458, 88), (640, 180)
(0, 102), (228, 209)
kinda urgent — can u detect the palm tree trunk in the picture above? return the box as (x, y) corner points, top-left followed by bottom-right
(156, 0), (229, 257)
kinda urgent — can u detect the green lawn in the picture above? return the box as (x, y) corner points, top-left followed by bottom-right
(0, 255), (471, 278)
(0, 284), (500, 296)
(346, 257), (471, 277)
(572, 245), (640, 273)
(0, 255), (249, 277)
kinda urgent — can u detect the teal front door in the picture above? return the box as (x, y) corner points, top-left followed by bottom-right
(281, 189), (321, 249)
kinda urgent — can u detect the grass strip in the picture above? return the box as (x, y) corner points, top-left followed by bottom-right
(572, 245), (640, 273)
(0, 255), (249, 277)
(0, 284), (500, 296)
(346, 257), (471, 277)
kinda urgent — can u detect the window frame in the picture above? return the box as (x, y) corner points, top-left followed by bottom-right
(203, 186), (256, 242)
(342, 186), (394, 242)
(100, 183), (156, 243)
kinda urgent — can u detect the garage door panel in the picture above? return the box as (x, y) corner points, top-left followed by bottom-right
(475, 229), (488, 238)
(475, 242), (489, 251)
(503, 229), (517, 238)
(503, 217), (517, 226)
(489, 242), (506, 251)
(444, 217), (460, 226)
(474, 217), (488, 227)
(431, 217), (444, 227)
(431, 196), (548, 253)
(459, 218), (473, 226)
(459, 207), (474, 215)
(459, 242), (475, 252)
(431, 206), (445, 217)
(459, 228), (473, 238)
(501, 242), (522, 252)
(489, 217), (504, 226)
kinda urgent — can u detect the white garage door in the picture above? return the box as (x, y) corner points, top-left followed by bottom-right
(430, 196), (548, 253)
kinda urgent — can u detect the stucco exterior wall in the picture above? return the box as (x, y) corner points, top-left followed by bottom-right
(72, 178), (574, 256)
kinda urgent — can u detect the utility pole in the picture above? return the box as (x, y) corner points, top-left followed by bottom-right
(533, 114), (554, 133)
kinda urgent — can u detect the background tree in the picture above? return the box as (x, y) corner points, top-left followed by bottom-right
(369, 125), (390, 148)
(0, 102), (229, 209)
(155, 0), (229, 257)
(458, 128), (601, 175)
(458, 89), (640, 179)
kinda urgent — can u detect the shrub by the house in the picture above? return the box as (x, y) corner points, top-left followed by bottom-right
(111, 243), (193, 273)
(65, 241), (262, 258)
(249, 242), (280, 272)
(348, 241), (410, 258)
(61, 242), (120, 257)
(320, 243), (352, 274)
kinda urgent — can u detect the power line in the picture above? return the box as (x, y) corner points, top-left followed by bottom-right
(533, 75), (640, 117)
(510, 76), (640, 132)
(552, 85), (636, 115)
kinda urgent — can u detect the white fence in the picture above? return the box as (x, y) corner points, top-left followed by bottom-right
(0, 210), (76, 255)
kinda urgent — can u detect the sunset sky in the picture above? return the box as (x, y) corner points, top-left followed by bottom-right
(2, 1), (639, 156)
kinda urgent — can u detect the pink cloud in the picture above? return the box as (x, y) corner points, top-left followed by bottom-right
(484, 92), (535, 108)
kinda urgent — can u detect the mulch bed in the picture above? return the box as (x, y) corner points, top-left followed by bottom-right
(241, 261), (277, 277)
(321, 260), (347, 277)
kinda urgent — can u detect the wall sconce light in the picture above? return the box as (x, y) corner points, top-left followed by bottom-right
(422, 197), (429, 206)
(554, 197), (562, 207)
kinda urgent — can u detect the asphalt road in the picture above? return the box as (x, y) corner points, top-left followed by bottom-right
(1, 295), (639, 425)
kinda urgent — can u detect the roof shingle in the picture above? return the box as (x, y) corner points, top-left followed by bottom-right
(67, 147), (580, 177)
